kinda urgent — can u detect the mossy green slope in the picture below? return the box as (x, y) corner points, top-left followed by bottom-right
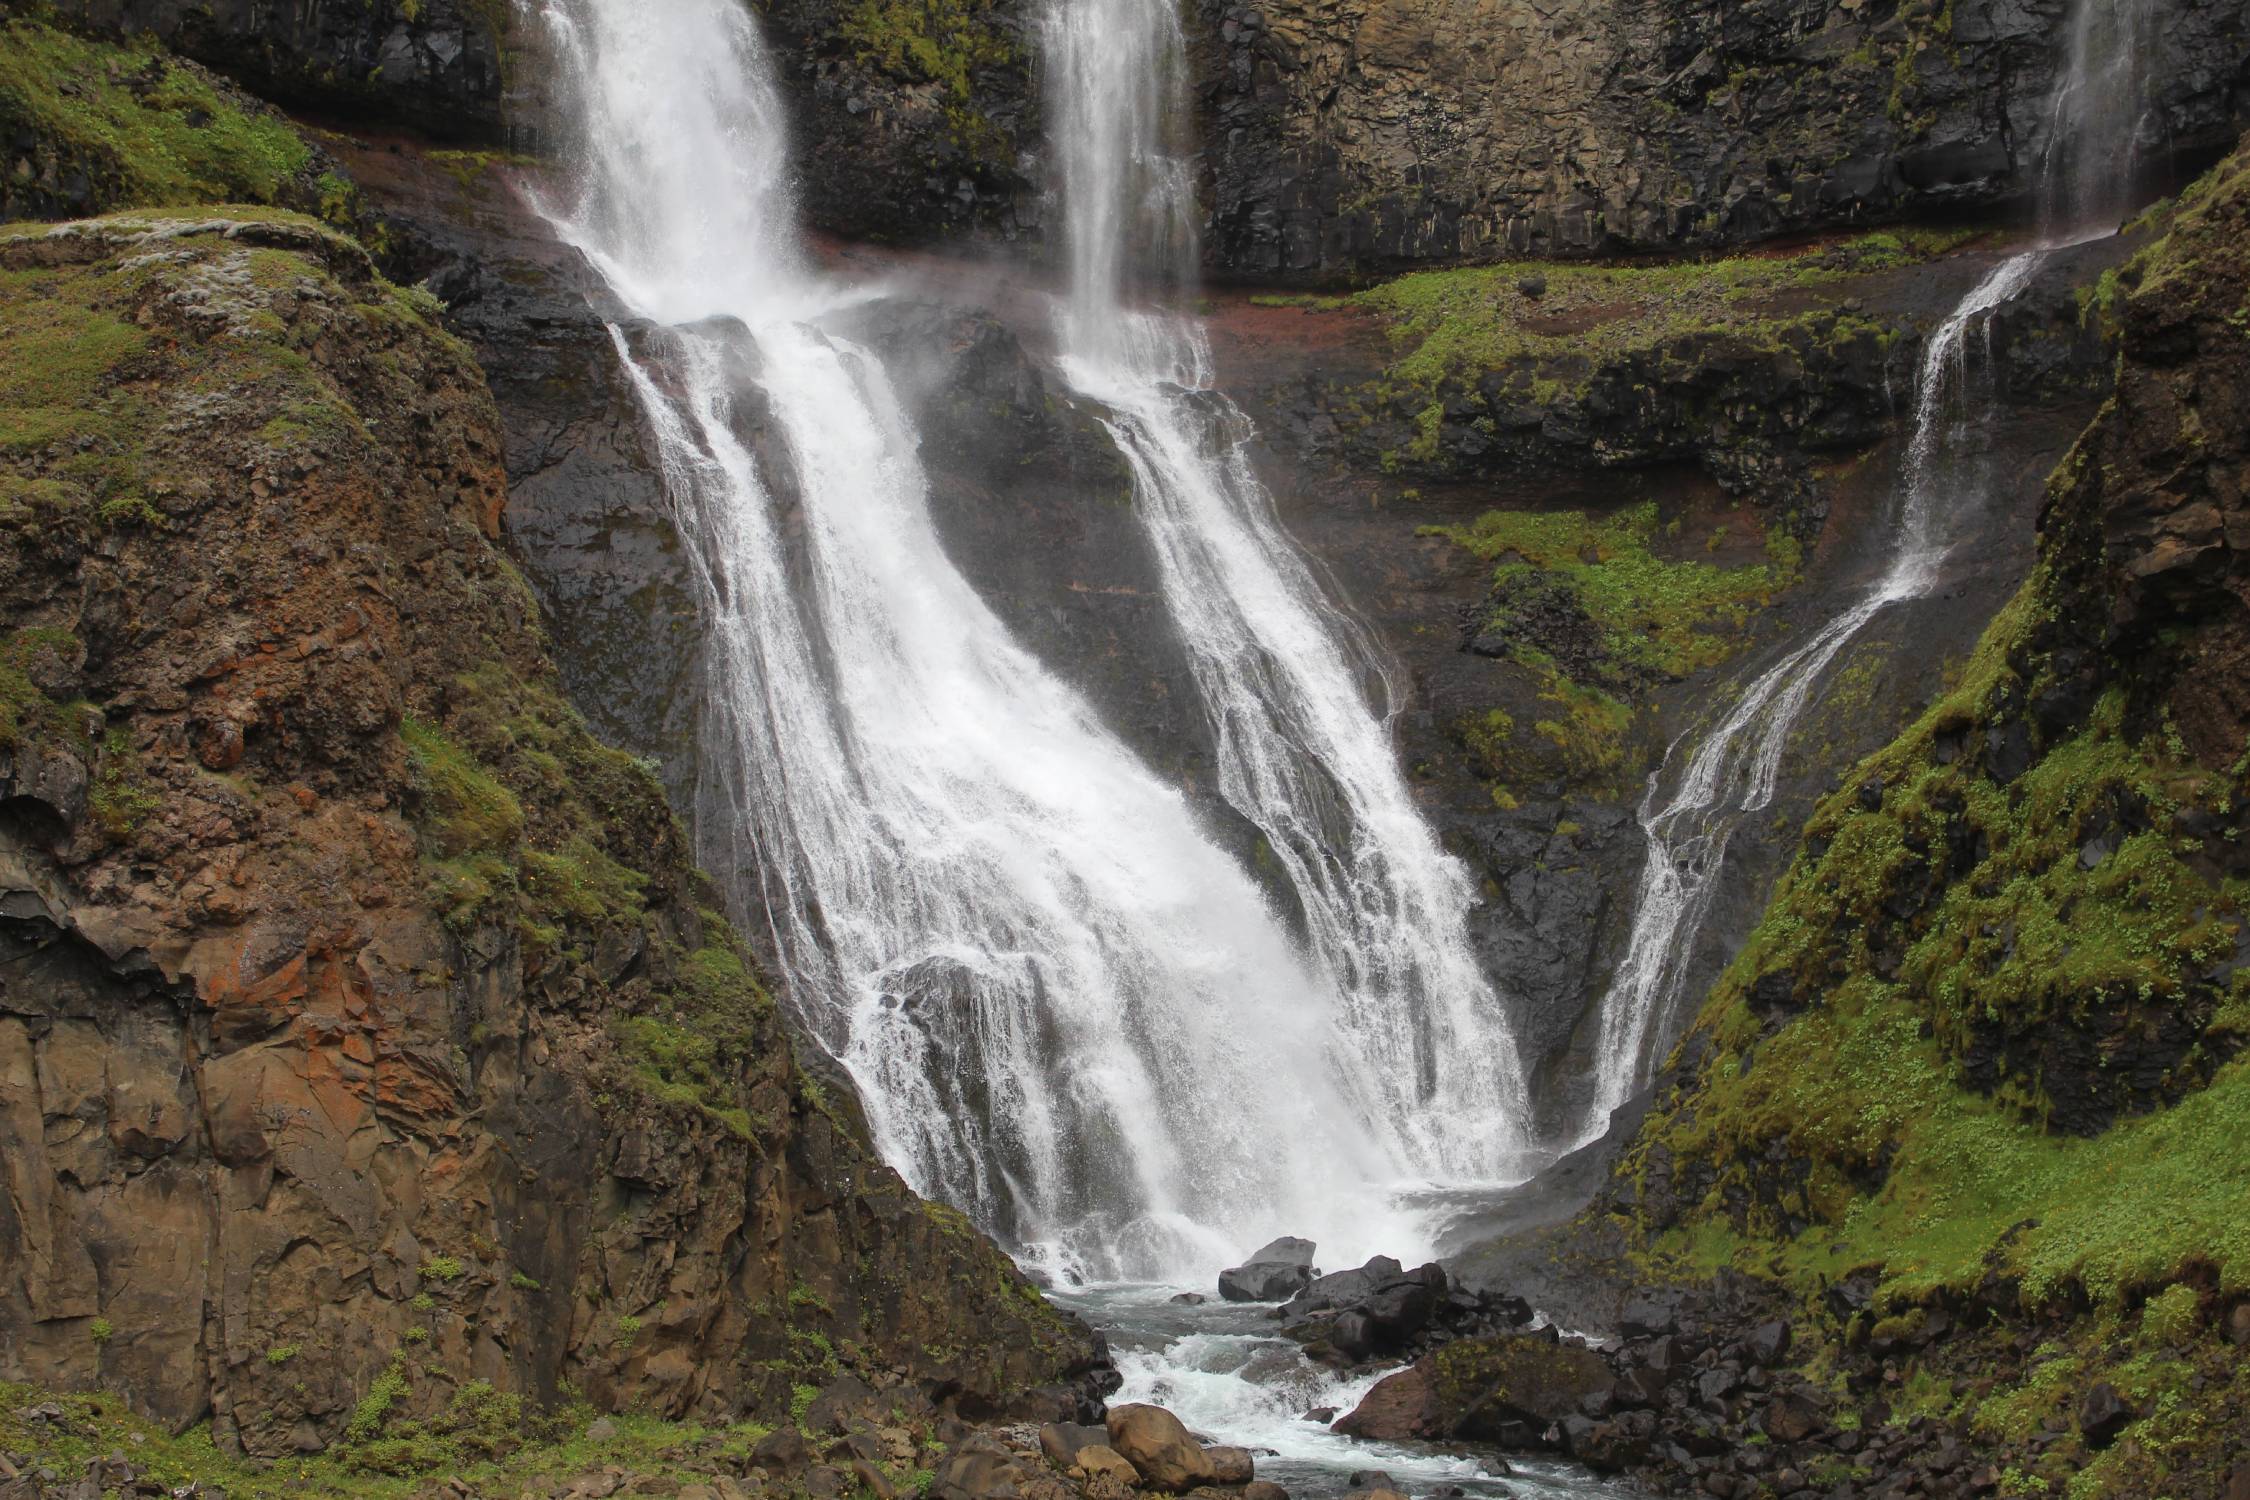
(1607, 143), (2250, 1500)
(0, 14), (326, 218)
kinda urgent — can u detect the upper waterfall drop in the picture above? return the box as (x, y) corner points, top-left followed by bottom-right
(1042, 0), (1539, 1179)
(529, 0), (1439, 1281)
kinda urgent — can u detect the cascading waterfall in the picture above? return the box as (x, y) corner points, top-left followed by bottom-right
(531, 0), (1435, 1281)
(1043, 0), (1535, 1180)
(1571, 0), (2155, 1138)
(1572, 253), (2045, 1134)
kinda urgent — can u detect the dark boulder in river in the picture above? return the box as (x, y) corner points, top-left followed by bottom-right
(1217, 1237), (1320, 1302)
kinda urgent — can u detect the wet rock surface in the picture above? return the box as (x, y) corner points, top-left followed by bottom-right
(1189, 0), (2250, 277)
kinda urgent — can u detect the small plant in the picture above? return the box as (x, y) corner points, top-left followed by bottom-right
(509, 1270), (542, 1291)
(403, 1326), (430, 1345)
(89, 1318), (114, 1345)
(418, 1256), (464, 1282)
(790, 1383), (819, 1423)
(265, 1344), (300, 1366)
(615, 1314), (642, 1347)
(410, 1292), (436, 1312)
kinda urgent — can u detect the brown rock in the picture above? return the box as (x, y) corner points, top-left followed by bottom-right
(1242, 1483), (1290, 1500)
(1764, 1391), (1824, 1444)
(1205, 1446), (1254, 1485)
(0, 209), (1101, 1457)
(1333, 1366), (1439, 1440)
(1105, 1405), (1217, 1493)
(1041, 1423), (1108, 1470)
(1069, 1445), (1142, 1487)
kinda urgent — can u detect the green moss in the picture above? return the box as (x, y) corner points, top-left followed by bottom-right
(838, 0), (1016, 159)
(0, 626), (83, 751)
(1351, 230), (1934, 398)
(88, 727), (160, 838)
(402, 718), (525, 861)
(0, 17), (315, 210)
(613, 1015), (755, 1140)
(1437, 501), (1797, 682)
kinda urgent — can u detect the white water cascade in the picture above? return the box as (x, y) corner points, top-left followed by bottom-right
(1571, 0), (2156, 1138)
(1043, 0), (1535, 1180)
(531, 0), (1448, 1281)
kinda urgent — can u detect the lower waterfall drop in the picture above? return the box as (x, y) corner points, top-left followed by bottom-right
(529, 0), (1439, 1282)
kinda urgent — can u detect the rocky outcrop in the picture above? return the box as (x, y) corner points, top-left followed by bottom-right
(758, 0), (1044, 247)
(0, 211), (1103, 1459)
(44, 0), (516, 144)
(1435, 138), (2250, 1500)
(1191, 0), (2250, 276)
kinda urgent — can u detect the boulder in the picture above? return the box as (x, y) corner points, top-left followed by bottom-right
(1280, 1257), (1405, 1317)
(1432, 1332), (1617, 1439)
(2078, 1383), (2134, 1446)
(1333, 1366), (1439, 1440)
(1762, 1391), (1824, 1444)
(1746, 1320), (1792, 1366)
(1243, 1483), (1290, 1500)
(1106, 1404), (1217, 1492)
(1619, 1292), (1683, 1339)
(752, 1427), (815, 1475)
(1041, 1423), (1109, 1470)
(1206, 1446), (1255, 1484)
(1569, 1411), (1656, 1472)
(931, 1438), (1030, 1500)
(1070, 1445), (1143, 1486)
(1218, 1238), (1319, 1303)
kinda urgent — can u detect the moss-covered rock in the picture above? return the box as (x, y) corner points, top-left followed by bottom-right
(0, 15), (330, 221)
(0, 211), (1098, 1470)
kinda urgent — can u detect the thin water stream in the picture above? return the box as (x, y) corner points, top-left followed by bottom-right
(1572, 0), (2157, 1137)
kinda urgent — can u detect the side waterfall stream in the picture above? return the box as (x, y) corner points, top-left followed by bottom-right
(1572, 0), (2156, 1138)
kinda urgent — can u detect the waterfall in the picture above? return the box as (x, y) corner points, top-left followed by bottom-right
(1043, 0), (1535, 1180)
(531, 0), (1441, 1281)
(1571, 0), (2156, 1138)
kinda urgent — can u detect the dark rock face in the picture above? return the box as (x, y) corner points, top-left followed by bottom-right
(758, 0), (1044, 247)
(1190, 0), (2250, 277)
(1217, 1236), (1320, 1301)
(47, 0), (515, 143)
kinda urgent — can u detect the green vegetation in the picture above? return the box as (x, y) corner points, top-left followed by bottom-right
(1350, 228), (1959, 395)
(1436, 502), (1801, 798)
(0, 16), (314, 210)
(1437, 502), (1799, 681)
(1636, 551), (2248, 1307)
(394, 660), (788, 1137)
(841, 0), (1014, 98)
(0, 626), (85, 752)
(839, 0), (1017, 158)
